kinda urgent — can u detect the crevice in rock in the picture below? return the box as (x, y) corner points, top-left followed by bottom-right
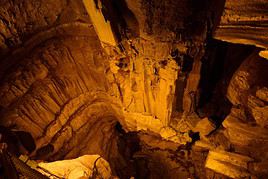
(197, 39), (256, 124)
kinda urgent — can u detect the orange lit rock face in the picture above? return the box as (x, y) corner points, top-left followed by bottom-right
(214, 0), (268, 49)
(108, 42), (180, 126)
(0, 0), (125, 170)
(38, 155), (114, 178)
(224, 52), (268, 159)
(0, 29), (123, 161)
(0, 0), (268, 178)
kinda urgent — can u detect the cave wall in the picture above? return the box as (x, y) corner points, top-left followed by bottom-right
(0, 0), (268, 178)
(0, 0), (127, 167)
(214, 0), (268, 49)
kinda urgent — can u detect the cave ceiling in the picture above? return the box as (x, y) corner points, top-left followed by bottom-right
(0, 0), (268, 178)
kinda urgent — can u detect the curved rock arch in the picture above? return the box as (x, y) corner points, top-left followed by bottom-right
(0, 19), (126, 163)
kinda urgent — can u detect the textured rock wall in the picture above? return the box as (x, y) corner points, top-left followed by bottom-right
(0, 0), (268, 178)
(213, 51), (268, 178)
(0, 1), (128, 170)
(101, 0), (212, 135)
(214, 0), (268, 49)
(107, 40), (179, 125)
(196, 0), (268, 175)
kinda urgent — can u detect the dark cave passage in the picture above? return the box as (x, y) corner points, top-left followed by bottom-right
(197, 40), (256, 123)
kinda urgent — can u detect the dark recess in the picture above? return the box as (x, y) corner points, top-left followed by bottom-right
(197, 39), (256, 124)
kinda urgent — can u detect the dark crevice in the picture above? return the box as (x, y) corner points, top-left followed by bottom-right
(185, 0), (226, 41)
(172, 54), (194, 114)
(99, 0), (139, 42)
(173, 75), (187, 113)
(114, 122), (141, 179)
(197, 39), (256, 123)
(172, 0), (226, 116)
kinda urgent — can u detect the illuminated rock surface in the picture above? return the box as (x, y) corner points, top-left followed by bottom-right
(0, 0), (267, 178)
(38, 155), (114, 179)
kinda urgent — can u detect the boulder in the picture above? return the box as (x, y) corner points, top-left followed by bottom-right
(252, 106), (268, 128)
(193, 117), (216, 136)
(205, 150), (254, 178)
(38, 155), (115, 179)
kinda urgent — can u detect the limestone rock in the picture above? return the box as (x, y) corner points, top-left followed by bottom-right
(256, 87), (268, 102)
(226, 51), (260, 105)
(226, 50), (268, 124)
(223, 114), (268, 146)
(123, 111), (191, 144)
(0, 4), (126, 166)
(250, 161), (268, 175)
(110, 52), (179, 126)
(223, 111), (268, 161)
(1, 0), (268, 178)
(205, 150), (254, 178)
(138, 133), (178, 151)
(252, 106), (268, 128)
(83, 0), (117, 46)
(214, 0), (268, 49)
(193, 117), (216, 136)
(38, 155), (114, 179)
(259, 50), (268, 60)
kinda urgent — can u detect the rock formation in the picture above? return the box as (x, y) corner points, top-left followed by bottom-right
(0, 0), (267, 178)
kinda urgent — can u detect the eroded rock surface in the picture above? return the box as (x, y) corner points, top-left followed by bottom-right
(214, 0), (268, 49)
(0, 0), (268, 178)
(38, 155), (115, 179)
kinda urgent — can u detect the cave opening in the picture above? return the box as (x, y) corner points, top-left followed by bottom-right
(114, 122), (149, 179)
(197, 39), (256, 124)
(172, 38), (257, 123)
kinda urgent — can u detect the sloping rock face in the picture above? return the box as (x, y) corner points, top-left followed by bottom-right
(215, 52), (268, 178)
(38, 155), (115, 179)
(226, 52), (268, 145)
(0, 0), (128, 176)
(0, 35), (122, 160)
(214, 0), (268, 49)
(200, 1), (268, 177)
(0, 0), (268, 178)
